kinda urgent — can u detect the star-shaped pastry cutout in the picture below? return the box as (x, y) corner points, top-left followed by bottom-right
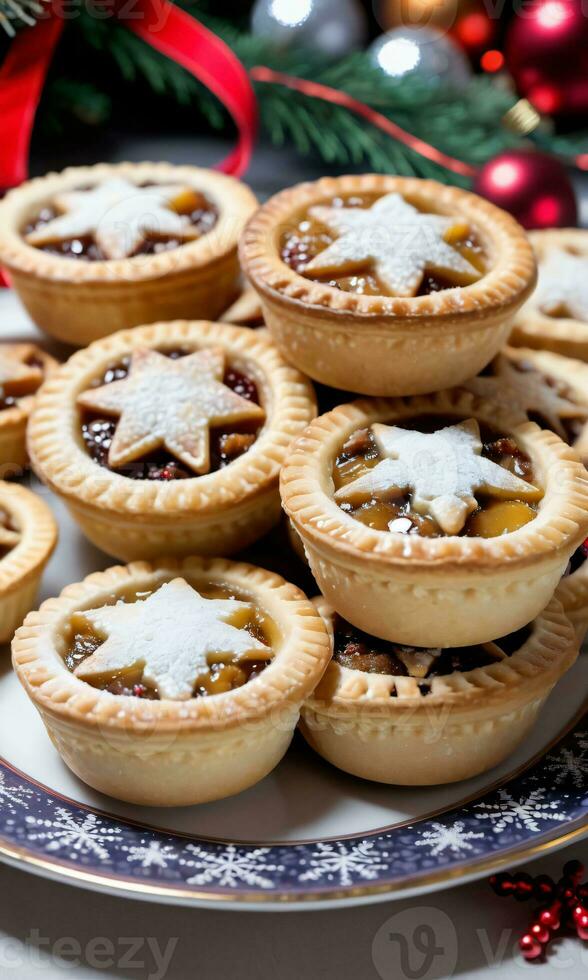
(335, 420), (542, 535)
(0, 344), (44, 400)
(303, 193), (481, 297)
(466, 355), (588, 441)
(532, 250), (588, 322)
(73, 578), (271, 701)
(77, 347), (265, 474)
(25, 178), (204, 260)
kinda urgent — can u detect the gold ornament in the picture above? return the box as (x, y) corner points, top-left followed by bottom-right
(376, 0), (467, 32)
(503, 99), (542, 137)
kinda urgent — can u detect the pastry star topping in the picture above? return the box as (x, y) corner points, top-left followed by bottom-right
(466, 355), (588, 441)
(77, 347), (265, 474)
(73, 578), (271, 701)
(335, 420), (542, 535)
(532, 250), (588, 322)
(303, 193), (481, 297)
(25, 178), (204, 260)
(0, 344), (44, 400)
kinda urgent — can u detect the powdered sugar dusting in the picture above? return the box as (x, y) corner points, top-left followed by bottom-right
(533, 250), (588, 322)
(305, 193), (480, 297)
(25, 178), (202, 260)
(77, 347), (265, 474)
(335, 420), (541, 534)
(74, 577), (270, 701)
(466, 354), (588, 440)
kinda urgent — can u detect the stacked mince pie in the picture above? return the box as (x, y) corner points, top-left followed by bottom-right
(1, 166), (587, 805)
(0, 162), (258, 345)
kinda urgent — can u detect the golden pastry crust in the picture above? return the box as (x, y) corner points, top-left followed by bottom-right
(300, 596), (578, 785)
(240, 174), (536, 395)
(0, 163), (258, 346)
(221, 283), (264, 325)
(0, 482), (57, 643)
(556, 554), (588, 646)
(12, 557), (331, 806)
(281, 387), (588, 647)
(28, 319), (317, 561)
(511, 229), (588, 360)
(0, 345), (57, 473)
(504, 346), (588, 464)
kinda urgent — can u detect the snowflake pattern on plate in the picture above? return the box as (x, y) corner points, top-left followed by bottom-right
(178, 844), (284, 889)
(298, 841), (390, 887)
(414, 821), (485, 857)
(0, 771), (34, 813)
(121, 839), (179, 870)
(22, 806), (125, 862)
(474, 788), (569, 834)
(0, 721), (586, 900)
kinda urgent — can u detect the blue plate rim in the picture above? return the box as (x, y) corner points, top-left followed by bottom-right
(1, 707), (587, 906)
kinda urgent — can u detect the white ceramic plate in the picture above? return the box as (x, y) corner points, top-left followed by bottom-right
(0, 292), (586, 910)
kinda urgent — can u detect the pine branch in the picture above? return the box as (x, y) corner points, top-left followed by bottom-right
(37, 6), (588, 180)
(0, 0), (47, 36)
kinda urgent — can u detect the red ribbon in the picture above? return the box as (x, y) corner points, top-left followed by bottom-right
(0, 0), (257, 191)
(0, 15), (64, 189)
(126, 0), (256, 177)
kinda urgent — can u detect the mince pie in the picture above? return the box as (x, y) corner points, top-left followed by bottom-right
(0, 163), (258, 346)
(466, 346), (588, 466)
(27, 319), (316, 561)
(11, 557), (331, 805)
(0, 482), (57, 644)
(0, 343), (57, 473)
(557, 538), (588, 645)
(221, 283), (264, 326)
(301, 596), (578, 785)
(511, 229), (588, 360)
(240, 174), (536, 395)
(281, 388), (588, 647)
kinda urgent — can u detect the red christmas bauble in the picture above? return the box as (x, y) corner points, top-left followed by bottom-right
(474, 150), (578, 229)
(505, 0), (588, 119)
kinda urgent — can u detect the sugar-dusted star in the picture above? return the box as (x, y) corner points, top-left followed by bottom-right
(25, 177), (204, 260)
(77, 347), (265, 475)
(303, 192), (481, 297)
(532, 250), (588, 322)
(466, 354), (588, 441)
(335, 419), (542, 535)
(73, 577), (272, 701)
(0, 344), (44, 400)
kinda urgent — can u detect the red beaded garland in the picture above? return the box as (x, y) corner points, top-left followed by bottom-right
(490, 862), (588, 961)
(519, 934), (543, 960)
